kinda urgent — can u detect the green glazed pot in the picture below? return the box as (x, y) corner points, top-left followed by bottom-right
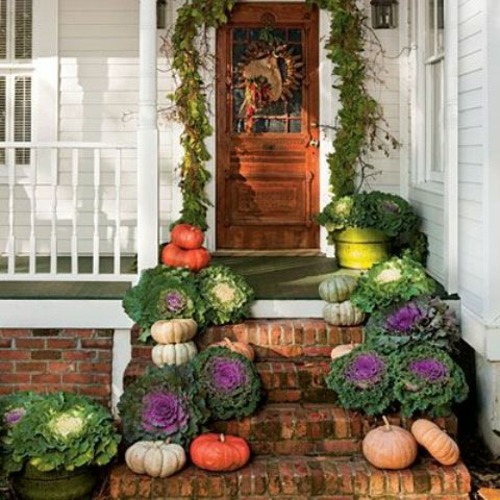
(333, 227), (389, 270)
(12, 464), (97, 500)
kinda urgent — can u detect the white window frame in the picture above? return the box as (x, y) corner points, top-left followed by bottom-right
(0, 0), (58, 180)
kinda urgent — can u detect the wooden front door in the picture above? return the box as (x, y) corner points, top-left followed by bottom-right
(216, 3), (319, 251)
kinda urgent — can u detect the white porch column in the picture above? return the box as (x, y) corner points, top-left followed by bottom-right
(137, 0), (159, 272)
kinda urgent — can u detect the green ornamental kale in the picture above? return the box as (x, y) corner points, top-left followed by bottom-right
(390, 343), (468, 417)
(197, 265), (255, 325)
(325, 345), (394, 416)
(192, 347), (263, 421)
(351, 255), (436, 313)
(1, 392), (120, 474)
(122, 265), (207, 340)
(118, 364), (209, 449)
(364, 296), (460, 354)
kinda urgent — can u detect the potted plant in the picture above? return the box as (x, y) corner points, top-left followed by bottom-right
(317, 191), (427, 269)
(0, 391), (120, 500)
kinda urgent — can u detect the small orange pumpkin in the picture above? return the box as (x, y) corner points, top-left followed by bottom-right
(161, 243), (211, 272)
(171, 224), (204, 250)
(190, 433), (250, 472)
(208, 337), (255, 361)
(411, 419), (460, 465)
(362, 416), (418, 470)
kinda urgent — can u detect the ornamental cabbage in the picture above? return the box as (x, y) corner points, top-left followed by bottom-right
(390, 344), (468, 417)
(325, 345), (393, 416)
(118, 364), (209, 448)
(192, 347), (263, 420)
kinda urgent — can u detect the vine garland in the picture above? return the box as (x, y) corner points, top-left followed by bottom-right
(170, 0), (396, 230)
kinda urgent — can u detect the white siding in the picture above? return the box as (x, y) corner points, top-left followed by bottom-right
(457, 0), (484, 316)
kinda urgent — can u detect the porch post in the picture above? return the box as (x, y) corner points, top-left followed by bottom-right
(137, 0), (159, 273)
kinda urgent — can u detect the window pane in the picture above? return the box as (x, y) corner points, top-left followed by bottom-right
(0, 76), (5, 163)
(429, 62), (444, 173)
(0, 1), (6, 59)
(14, 75), (30, 164)
(15, 0), (32, 59)
(426, 0), (436, 56)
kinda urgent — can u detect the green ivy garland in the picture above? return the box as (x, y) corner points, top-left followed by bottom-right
(171, 0), (393, 229)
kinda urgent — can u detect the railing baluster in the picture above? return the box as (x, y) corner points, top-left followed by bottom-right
(93, 148), (101, 275)
(7, 147), (15, 274)
(50, 148), (58, 275)
(71, 149), (79, 275)
(29, 149), (37, 274)
(114, 149), (122, 275)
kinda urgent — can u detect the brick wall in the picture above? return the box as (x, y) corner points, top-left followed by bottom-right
(0, 329), (113, 407)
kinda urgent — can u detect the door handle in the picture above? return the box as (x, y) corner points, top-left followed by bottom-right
(309, 139), (319, 148)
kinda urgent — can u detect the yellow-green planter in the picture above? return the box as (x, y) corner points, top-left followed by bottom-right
(333, 228), (389, 270)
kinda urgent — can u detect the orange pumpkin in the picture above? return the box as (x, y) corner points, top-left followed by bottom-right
(161, 243), (211, 272)
(190, 433), (250, 472)
(171, 224), (204, 250)
(411, 419), (460, 465)
(209, 337), (255, 361)
(362, 416), (418, 470)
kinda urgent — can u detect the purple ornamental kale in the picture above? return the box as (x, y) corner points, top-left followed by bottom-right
(385, 302), (425, 333)
(4, 408), (26, 426)
(409, 358), (449, 382)
(141, 391), (189, 435)
(210, 357), (249, 392)
(164, 290), (186, 313)
(345, 353), (386, 387)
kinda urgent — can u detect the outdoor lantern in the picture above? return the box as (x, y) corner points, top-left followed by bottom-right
(371, 0), (398, 29)
(156, 0), (166, 30)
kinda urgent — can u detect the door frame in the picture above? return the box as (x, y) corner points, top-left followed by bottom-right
(169, 1), (335, 255)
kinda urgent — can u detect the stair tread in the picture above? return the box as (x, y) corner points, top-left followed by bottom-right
(109, 455), (471, 499)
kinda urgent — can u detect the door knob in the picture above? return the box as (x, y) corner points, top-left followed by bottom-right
(309, 139), (319, 147)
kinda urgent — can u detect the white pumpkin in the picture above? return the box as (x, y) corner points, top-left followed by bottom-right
(151, 318), (198, 344)
(322, 301), (366, 326)
(151, 341), (197, 367)
(330, 343), (360, 360)
(125, 440), (186, 478)
(318, 275), (358, 303)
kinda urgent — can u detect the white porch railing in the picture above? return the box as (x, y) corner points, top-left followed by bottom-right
(0, 142), (138, 282)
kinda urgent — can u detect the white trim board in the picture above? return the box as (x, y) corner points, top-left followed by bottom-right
(461, 305), (500, 361)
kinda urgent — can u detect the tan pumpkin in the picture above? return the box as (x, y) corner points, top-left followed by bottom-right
(411, 419), (460, 465)
(208, 337), (255, 361)
(125, 440), (186, 478)
(330, 343), (360, 361)
(151, 319), (198, 344)
(319, 275), (358, 303)
(151, 341), (197, 367)
(362, 416), (418, 470)
(322, 301), (366, 326)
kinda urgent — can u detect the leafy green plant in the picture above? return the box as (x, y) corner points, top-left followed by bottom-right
(325, 345), (394, 416)
(122, 265), (207, 341)
(351, 255), (436, 313)
(197, 265), (254, 325)
(390, 344), (468, 417)
(118, 364), (209, 448)
(1, 392), (120, 474)
(192, 347), (263, 421)
(364, 296), (460, 354)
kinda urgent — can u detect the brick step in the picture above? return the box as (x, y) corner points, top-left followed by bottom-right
(124, 357), (336, 403)
(130, 319), (363, 361)
(109, 455), (471, 499)
(208, 403), (458, 456)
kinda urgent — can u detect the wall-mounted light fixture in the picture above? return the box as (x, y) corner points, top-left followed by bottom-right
(156, 0), (166, 30)
(370, 0), (398, 29)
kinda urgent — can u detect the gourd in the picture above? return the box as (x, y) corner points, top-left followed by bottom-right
(190, 433), (250, 472)
(151, 319), (198, 344)
(125, 440), (186, 478)
(330, 343), (359, 361)
(319, 275), (357, 303)
(161, 243), (211, 272)
(151, 342), (197, 367)
(362, 416), (418, 469)
(411, 419), (460, 465)
(208, 337), (255, 361)
(170, 223), (204, 250)
(322, 301), (366, 326)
